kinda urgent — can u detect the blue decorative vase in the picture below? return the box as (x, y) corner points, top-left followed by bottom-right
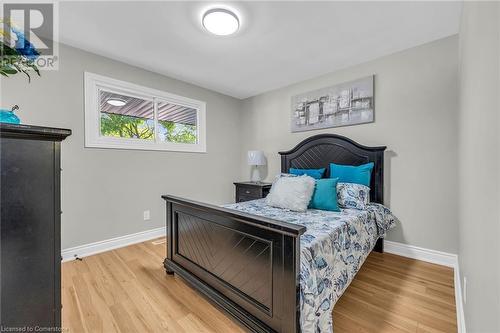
(0, 106), (21, 124)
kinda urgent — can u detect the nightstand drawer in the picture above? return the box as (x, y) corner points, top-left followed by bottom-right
(237, 186), (260, 197)
(234, 182), (272, 203)
(237, 195), (257, 203)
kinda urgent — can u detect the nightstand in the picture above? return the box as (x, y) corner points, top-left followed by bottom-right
(234, 181), (272, 203)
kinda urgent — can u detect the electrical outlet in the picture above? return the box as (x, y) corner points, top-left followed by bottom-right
(143, 210), (151, 221)
(463, 276), (467, 304)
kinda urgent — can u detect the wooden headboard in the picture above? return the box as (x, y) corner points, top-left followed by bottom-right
(279, 134), (386, 204)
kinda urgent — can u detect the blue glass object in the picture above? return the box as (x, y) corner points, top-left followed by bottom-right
(0, 108), (21, 124)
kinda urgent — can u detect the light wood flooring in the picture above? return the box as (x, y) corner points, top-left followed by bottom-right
(62, 238), (457, 332)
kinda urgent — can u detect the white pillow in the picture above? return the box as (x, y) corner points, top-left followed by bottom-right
(265, 175), (315, 212)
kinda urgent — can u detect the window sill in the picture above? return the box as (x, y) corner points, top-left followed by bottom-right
(85, 137), (207, 153)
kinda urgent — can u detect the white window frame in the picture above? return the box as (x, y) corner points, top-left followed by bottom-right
(84, 72), (206, 153)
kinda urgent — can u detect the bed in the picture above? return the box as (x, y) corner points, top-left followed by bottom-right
(162, 134), (393, 332)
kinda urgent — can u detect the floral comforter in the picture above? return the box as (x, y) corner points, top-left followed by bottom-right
(223, 199), (396, 333)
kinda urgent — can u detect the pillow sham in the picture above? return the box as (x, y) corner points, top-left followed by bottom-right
(337, 182), (370, 210)
(330, 162), (374, 187)
(266, 175), (315, 212)
(308, 178), (340, 212)
(273, 173), (297, 180)
(289, 168), (325, 180)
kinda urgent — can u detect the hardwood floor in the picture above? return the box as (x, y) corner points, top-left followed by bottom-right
(334, 252), (457, 333)
(62, 239), (457, 333)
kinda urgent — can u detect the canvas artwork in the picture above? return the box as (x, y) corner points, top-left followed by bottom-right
(291, 76), (374, 132)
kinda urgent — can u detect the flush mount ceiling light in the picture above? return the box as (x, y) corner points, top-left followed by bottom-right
(106, 98), (127, 107)
(202, 8), (240, 36)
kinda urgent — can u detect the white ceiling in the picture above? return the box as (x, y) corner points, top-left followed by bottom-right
(59, 1), (462, 99)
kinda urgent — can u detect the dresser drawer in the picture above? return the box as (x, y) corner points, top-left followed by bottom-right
(237, 186), (261, 197)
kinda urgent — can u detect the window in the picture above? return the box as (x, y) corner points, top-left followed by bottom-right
(84, 72), (206, 152)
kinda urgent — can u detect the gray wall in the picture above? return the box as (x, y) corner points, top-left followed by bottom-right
(0, 44), (243, 249)
(240, 36), (459, 254)
(458, 2), (500, 331)
(0, 35), (462, 256)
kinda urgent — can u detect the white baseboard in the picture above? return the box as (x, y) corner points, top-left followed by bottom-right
(454, 263), (467, 333)
(384, 240), (465, 332)
(384, 240), (458, 267)
(61, 227), (166, 262)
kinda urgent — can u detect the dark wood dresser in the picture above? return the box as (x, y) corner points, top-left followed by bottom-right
(0, 124), (71, 330)
(234, 181), (272, 202)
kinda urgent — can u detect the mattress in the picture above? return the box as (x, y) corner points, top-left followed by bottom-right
(224, 199), (396, 333)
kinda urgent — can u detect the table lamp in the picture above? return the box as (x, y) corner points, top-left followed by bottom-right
(248, 150), (266, 183)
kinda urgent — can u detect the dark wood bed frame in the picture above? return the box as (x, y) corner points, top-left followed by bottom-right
(162, 134), (386, 332)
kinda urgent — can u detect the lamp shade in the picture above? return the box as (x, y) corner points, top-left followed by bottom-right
(247, 150), (266, 166)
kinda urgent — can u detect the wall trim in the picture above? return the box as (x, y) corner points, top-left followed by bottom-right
(61, 227), (166, 262)
(384, 240), (465, 332)
(454, 263), (467, 333)
(384, 240), (457, 267)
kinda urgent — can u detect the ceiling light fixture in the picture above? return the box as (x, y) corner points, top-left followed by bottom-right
(202, 8), (239, 36)
(106, 98), (127, 107)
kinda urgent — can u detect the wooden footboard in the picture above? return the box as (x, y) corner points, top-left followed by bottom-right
(162, 195), (306, 333)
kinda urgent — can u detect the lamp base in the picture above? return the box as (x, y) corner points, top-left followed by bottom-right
(250, 166), (262, 183)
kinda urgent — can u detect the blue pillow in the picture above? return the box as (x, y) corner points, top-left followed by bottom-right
(330, 162), (374, 187)
(289, 168), (325, 180)
(308, 178), (340, 212)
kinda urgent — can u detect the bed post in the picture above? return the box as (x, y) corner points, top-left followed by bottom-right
(374, 238), (384, 253)
(164, 200), (175, 275)
(281, 234), (301, 332)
